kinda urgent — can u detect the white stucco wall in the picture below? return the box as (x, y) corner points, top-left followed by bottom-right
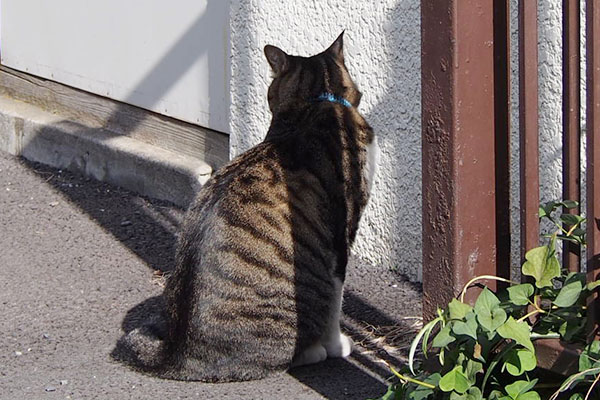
(230, 0), (423, 280)
(229, 0), (578, 282)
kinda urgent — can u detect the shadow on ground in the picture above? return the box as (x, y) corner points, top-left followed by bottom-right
(112, 291), (415, 399)
(22, 158), (421, 399)
(112, 292), (402, 399)
(23, 159), (182, 273)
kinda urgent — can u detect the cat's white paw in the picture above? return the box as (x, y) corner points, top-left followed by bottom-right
(292, 343), (328, 367)
(323, 333), (354, 358)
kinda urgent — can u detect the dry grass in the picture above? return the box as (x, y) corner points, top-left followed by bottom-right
(151, 270), (170, 288)
(353, 317), (423, 361)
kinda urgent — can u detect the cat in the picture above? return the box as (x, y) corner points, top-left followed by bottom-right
(116, 32), (379, 382)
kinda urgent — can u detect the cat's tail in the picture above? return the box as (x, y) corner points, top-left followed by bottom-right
(113, 314), (279, 382)
(112, 315), (168, 372)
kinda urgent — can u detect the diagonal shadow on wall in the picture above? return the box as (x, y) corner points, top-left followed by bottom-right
(19, 1), (227, 271)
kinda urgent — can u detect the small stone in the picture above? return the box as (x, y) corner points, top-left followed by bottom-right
(45, 385), (57, 392)
(60, 380), (68, 386)
(43, 333), (50, 339)
(15, 351), (22, 356)
(121, 220), (132, 227)
(49, 201), (59, 207)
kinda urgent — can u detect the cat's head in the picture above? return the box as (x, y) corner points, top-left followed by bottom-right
(264, 32), (362, 115)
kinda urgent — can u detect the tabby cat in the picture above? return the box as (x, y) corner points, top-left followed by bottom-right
(118, 32), (379, 382)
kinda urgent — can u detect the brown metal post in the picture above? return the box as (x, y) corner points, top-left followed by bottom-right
(422, 0), (498, 319)
(562, 0), (581, 272)
(586, 0), (600, 338)
(519, 0), (540, 264)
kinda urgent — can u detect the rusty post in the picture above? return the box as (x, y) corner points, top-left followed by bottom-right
(562, 0), (581, 272)
(519, 0), (540, 265)
(422, 0), (498, 319)
(587, 0), (600, 338)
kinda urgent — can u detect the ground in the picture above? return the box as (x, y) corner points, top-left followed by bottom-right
(0, 152), (422, 400)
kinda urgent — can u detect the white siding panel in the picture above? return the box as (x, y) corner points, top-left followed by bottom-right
(1, 0), (230, 133)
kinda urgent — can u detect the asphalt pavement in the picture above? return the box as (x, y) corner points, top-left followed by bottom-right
(0, 152), (422, 400)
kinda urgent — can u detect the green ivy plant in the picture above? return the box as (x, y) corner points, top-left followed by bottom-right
(375, 201), (600, 400)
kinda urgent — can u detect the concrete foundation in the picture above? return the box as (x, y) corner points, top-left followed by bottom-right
(0, 95), (211, 207)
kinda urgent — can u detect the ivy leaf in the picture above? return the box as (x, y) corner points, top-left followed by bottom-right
(450, 387), (483, 400)
(406, 373), (441, 400)
(560, 213), (585, 226)
(553, 280), (583, 307)
(503, 379), (540, 400)
(449, 299), (473, 320)
(561, 200), (579, 209)
(452, 312), (478, 340)
(507, 284), (534, 306)
(503, 348), (537, 376)
(497, 317), (534, 353)
(538, 206), (547, 219)
(439, 366), (471, 394)
(579, 341), (600, 371)
(463, 358), (483, 384)
(514, 391), (540, 400)
(373, 384), (402, 400)
(541, 201), (559, 217)
(559, 317), (585, 342)
(405, 386), (432, 400)
(587, 280), (600, 291)
(489, 390), (505, 400)
(432, 324), (456, 348)
(565, 272), (587, 286)
(521, 245), (561, 288)
(474, 288), (507, 332)
(568, 394), (584, 400)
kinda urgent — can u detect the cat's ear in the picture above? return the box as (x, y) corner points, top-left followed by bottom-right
(264, 45), (289, 75)
(326, 31), (345, 62)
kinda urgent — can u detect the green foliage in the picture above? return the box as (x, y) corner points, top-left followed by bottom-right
(521, 245), (560, 288)
(496, 317), (534, 353)
(375, 201), (600, 400)
(506, 284), (534, 306)
(439, 366), (471, 394)
(499, 380), (540, 400)
(502, 349), (536, 376)
(474, 288), (507, 333)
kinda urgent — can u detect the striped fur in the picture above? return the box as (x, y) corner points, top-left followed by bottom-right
(117, 32), (376, 382)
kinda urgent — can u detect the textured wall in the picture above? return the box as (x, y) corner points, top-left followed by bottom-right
(538, 0), (564, 204)
(229, 0), (571, 282)
(230, 0), (422, 280)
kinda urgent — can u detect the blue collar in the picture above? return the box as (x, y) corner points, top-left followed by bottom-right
(313, 92), (352, 108)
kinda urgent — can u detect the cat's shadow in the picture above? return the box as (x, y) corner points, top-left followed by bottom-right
(114, 292), (395, 399)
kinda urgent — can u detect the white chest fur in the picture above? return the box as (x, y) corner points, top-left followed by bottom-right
(364, 135), (380, 194)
